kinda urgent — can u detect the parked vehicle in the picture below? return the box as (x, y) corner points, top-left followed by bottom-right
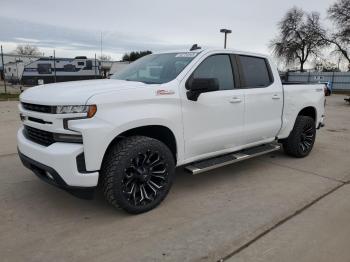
(319, 81), (332, 96)
(21, 56), (101, 85)
(18, 49), (326, 213)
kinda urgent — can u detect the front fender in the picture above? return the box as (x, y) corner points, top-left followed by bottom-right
(68, 86), (184, 171)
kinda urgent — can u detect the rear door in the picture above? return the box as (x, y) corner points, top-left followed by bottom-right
(237, 55), (283, 144)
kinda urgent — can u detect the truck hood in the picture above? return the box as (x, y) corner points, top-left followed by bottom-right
(20, 79), (147, 105)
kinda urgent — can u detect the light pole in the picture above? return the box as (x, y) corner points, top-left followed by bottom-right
(220, 29), (232, 49)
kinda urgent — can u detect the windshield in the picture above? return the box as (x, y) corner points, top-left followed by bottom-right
(112, 52), (198, 84)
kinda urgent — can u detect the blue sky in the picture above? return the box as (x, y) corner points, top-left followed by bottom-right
(0, 0), (335, 61)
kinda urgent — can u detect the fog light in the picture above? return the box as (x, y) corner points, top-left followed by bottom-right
(53, 133), (83, 143)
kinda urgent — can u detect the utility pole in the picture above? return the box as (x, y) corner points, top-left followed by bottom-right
(1, 45), (7, 94)
(220, 29), (232, 49)
(53, 50), (57, 83)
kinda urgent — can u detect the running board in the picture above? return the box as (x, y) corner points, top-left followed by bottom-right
(185, 143), (280, 175)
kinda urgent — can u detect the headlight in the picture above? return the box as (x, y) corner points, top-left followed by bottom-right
(56, 105), (97, 118)
(56, 105), (88, 114)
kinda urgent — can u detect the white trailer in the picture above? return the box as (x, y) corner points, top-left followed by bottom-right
(22, 56), (101, 85)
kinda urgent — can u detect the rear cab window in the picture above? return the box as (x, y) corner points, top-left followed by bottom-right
(238, 55), (273, 88)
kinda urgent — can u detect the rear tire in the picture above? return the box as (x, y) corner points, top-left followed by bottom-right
(282, 116), (316, 158)
(101, 136), (175, 214)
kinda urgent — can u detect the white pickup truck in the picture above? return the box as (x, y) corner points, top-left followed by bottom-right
(18, 49), (326, 213)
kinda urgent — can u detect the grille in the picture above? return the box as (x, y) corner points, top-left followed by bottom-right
(22, 103), (56, 114)
(23, 126), (55, 146)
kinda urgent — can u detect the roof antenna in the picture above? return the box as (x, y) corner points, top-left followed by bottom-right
(190, 44), (201, 51)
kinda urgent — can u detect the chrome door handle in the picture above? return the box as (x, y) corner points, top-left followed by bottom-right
(272, 94), (281, 100)
(230, 97), (242, 103)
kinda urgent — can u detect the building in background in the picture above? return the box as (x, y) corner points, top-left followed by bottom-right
(4, 60), (25, 84)
(0, 54), (39, 85)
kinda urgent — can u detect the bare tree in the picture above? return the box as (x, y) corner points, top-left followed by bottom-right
(327, 0), (350, 70)
(270, 7), (328, 72)
(13, 44), (41, 56)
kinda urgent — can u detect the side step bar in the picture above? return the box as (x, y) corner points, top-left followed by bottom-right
(185, 143), (281, 175)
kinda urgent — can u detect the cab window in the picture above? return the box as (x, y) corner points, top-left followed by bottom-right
(238, 56), (273, 88)
(192, 55), (234, 90)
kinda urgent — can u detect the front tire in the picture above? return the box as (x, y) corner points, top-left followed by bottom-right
(101, 136), (175, 214)
(282, 116), (316, 158)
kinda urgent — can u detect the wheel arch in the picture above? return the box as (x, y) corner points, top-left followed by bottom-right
(297, 106), (317, 123)
(278, 106), (318, 140)
(102, 125), (178, 166)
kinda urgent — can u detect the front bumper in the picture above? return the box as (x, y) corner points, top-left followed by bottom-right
(17, 128), (99, 198)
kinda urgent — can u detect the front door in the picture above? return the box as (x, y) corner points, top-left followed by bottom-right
(180, 54), (245, 162)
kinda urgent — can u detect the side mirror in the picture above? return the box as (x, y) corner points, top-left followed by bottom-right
(186, 77), (219, 101)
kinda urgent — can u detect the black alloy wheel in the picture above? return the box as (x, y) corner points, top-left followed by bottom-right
(283, 115), (316, 158)
(299, 123), (315, 153)
(101, 136), (175, 214)
(122, 150), (169, 207)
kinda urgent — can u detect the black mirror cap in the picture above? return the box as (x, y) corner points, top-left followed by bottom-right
(186, 78), (219, 91)
(186, 78), (219, 101)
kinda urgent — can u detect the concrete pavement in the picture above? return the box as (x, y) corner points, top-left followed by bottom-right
(230, 184), (350, 262)
(0, 95), (349, 262)
(0, 101), (20, 155)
